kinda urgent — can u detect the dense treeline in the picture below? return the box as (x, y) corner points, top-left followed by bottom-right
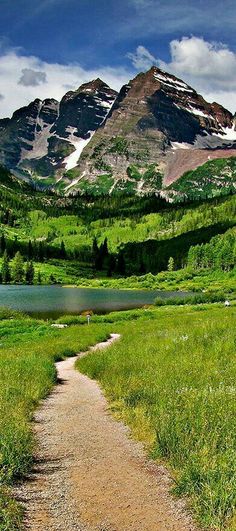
(0, 233), (68, 261)
(116, 222), (235, 275)
(187, 228), (236, 271)
(0, 165), (236, 281)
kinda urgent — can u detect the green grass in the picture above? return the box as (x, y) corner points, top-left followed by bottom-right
(0, 312), (109, 530)
(78, 305), (236, 529)
(74, 268), (236, 295)
(168, 157), (236, 200)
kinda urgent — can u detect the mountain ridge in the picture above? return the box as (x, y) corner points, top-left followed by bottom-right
(0, 66), (236, 197)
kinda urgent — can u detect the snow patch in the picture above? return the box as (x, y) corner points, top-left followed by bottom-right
(64, 129), (95, 171)
(215, 126), (236, 141)
(188, 106), (212, 119)
(154, 72), (193, 93)
(172, 142), (191, 150)
(100, 100), (113, 108)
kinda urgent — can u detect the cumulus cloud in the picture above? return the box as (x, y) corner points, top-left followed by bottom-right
(0, 48), (131, 118)
(18, 68), (47, 86)
(128, 37), (236, 112)
(127, 45), (157, 70)
(161, 37), (236, 87)
(158, 36), (236, 112)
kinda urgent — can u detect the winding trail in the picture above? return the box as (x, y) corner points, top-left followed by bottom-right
(16, 334), (197, 531)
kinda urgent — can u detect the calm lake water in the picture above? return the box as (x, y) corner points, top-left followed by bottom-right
(0, 285), (189, 319)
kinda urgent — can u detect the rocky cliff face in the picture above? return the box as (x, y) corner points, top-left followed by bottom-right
(71, 66), (236, 195)
(0, 66), (236, 195)
(0, 79), (117, 186)
(0, 98), (59, 171)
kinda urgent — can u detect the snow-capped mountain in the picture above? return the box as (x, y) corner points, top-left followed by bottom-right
(72, 66), (236, 195)
(0, 66), (236, 195)
(0, 79), (117, 186)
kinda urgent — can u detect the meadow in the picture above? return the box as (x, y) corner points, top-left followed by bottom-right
(0, 302), (236, 530)
(0, 310), (109, 530)
(78, 304), (236, 530)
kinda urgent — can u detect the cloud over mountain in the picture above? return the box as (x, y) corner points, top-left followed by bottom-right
(128, 37), (236, 112)
(0, 47), (131, 118)
(127, 45), (157, 69)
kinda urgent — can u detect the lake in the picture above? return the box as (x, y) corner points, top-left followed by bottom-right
(0, 285), (189, 319)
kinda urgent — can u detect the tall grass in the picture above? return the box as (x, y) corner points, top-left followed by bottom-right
(0, 313), (109, 530)
(78, 306), (236, 529)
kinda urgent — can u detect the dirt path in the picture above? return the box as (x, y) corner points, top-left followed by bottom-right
(16, 334), (197, 531)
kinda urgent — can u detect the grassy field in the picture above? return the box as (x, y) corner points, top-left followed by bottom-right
(0, 303), (235, 529)
(78, 305), (236, 530)
(75, 268), (236, 294)
(0, 310), (109, 530)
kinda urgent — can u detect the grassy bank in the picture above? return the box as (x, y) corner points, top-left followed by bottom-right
(75, 268), (236, 294)
(0, 311), (109, 530)
(78, 305), (236, 529)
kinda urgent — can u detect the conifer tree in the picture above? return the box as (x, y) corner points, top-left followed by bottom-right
(167, 256), (174, 272)
(92, 237), (99, 265)
(0, 233), (6, 256)
(1, 250), (11, 283)
(25, 261), (35, 284)
(117, 252), (126, 275)
(60, 240), (66, 259)
(28, 240), (33, 260)
(12, 251), (24, 284)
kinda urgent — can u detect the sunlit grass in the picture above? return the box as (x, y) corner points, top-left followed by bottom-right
(0, 313), (109, 529)
(78, 305), (236, 529)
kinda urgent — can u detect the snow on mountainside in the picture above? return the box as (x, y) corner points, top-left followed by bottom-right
(0, 66), (236, 196)
(69, 66), (236, 195)
(0, 79), (117, 186)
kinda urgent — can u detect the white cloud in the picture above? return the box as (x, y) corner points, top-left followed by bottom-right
(0, 48), (131, 118)
(162, 37), (236, 86)
(158, 36), (236, 112)
(127, 45), (157, 70)
(128, 38), (236, 113)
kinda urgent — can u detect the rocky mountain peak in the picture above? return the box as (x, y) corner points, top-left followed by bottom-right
(1, 67), (236, 196)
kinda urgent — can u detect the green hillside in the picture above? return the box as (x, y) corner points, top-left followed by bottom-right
(0, 165), (235, 292)
(167, 157), (236, 200)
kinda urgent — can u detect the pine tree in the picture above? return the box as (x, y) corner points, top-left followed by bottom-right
(25, 261), (34, 284)
(28, 240), (33, 260)
(0, 233), (6, 256)
(12, 251), (24, 284)
(1, 250), (11, 283)
(38, 241), (44, 262)
(167, 256), (174, 272)
(92, 237), (99, 265)
(107, 255), (116, 277)
(117, 252), (126, 275)
(60, 240), (66, 259)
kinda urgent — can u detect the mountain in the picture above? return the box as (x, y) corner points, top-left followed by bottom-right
(0, 66), (236, 196)
(0, 79), (117, 190)
(72, 66), (236, 195)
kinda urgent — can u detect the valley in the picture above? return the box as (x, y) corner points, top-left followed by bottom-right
(0, 62), (235, 531)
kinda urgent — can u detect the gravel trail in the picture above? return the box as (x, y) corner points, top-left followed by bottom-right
(16, 333), (198, 531)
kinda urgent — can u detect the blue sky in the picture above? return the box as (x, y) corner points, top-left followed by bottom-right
(0, 0), (236, 116)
